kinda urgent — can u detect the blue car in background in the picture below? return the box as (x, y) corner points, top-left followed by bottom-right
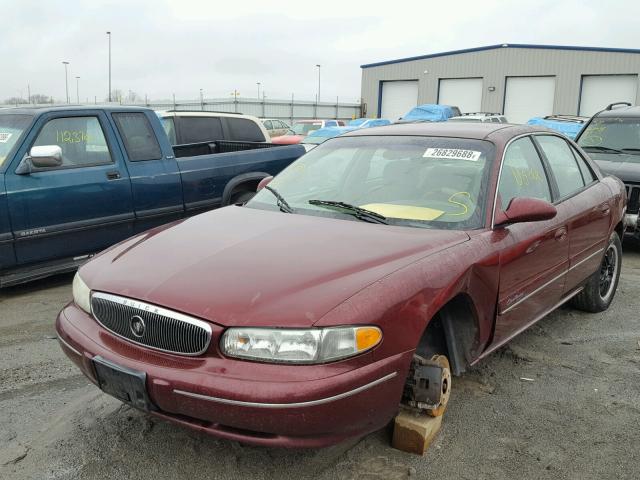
(302, 118), (392, 149)
(396, 104), (461, 123)
(526, 115), (588, 139)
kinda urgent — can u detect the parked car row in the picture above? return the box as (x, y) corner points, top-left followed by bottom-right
(5, 97), (636, 451)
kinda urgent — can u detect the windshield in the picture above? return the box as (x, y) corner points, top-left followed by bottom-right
(0, 114), (32, 167)
(291, 122), (322, 135)
(247, 135), (495, 230)
(578, 117), (640, 158)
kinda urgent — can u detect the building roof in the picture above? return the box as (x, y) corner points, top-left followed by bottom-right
(360, 43), (640, 69)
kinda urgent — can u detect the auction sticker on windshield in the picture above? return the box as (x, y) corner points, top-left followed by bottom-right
(423, 148), (481, 161)
(0, 132), (12, 143)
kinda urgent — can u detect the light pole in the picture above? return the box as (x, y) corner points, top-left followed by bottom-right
(106, 31), (112, 102)
(62, 61), (70, 104)
(316, 64), (321, 103)
(200, 88), (204, 110)
(75, 76), (80, 103)
(256, 82), (261, 100)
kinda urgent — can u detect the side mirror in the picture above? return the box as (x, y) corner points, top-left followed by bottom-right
(494, 197), (557, 227)
(257, 176), (273, 191)
(29, 145), (63, 168)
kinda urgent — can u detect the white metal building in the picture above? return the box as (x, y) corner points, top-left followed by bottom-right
(360, 44), (640, 123)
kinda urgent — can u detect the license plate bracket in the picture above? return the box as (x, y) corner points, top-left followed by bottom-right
(93, 356), (155, 411)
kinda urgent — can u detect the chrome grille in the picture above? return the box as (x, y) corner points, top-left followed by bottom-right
(625, 184), (640, 214)
(91, 292), (212, 356)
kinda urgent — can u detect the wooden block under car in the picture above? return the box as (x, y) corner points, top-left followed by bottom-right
(391, 409), (443, 455)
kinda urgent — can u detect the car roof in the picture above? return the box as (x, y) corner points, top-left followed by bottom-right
(0, 105), (156, 115)
(157, 110), (261, 121)
(595, 105), (640, 118)
(342, 122), (551, 141)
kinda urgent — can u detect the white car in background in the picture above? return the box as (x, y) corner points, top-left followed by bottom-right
(261, 118), (290, 138)
(448, 113), (508, 123)
(157, 111), (271, 145)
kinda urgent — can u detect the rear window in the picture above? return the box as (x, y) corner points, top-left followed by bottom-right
(226, 118), (265, 142)
(178, 117), (223, 144)
(113, 113), (162, 162)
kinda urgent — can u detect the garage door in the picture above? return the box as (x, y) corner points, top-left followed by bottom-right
(504, 76), (556, 124)
(579, 75), (638, 117)
(438, 78), (483, 113)
(380, 81), (418, 120)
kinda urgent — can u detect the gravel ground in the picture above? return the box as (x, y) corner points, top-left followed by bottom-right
(1, 246), (639, 480)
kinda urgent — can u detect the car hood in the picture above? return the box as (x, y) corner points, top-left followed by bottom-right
(589, 153), (640, 183)
(272, 135), (304, 145)
(81, 206), (469, 327)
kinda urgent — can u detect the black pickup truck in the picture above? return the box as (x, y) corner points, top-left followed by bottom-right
(0, 106), (304, 286)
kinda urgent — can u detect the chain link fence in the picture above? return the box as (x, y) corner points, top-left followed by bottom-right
(8, 97), (363, 123)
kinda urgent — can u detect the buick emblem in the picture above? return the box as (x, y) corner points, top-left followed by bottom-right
(129, 315), (146, 338)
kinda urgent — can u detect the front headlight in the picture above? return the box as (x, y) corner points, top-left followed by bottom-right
(72, 272), (91, 314)
(221, 326), (382, 364)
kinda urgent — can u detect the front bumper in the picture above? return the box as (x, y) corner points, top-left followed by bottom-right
(56, 303), (410, 448)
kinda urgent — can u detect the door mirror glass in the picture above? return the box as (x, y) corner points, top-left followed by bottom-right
(29, 145), (63, 168)
(257, 176), (273, 191)
(495, 197), (557, 226)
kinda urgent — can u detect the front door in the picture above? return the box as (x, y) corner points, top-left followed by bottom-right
(491, 136), (570, 346)
(5, 111), (134, 266)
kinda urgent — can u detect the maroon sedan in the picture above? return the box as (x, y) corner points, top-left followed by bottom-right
(57, 123), (626, 448)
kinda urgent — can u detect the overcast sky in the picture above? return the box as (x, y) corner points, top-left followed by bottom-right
(2, 0), (639, 104)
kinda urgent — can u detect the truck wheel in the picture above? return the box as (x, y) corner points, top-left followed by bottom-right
(230, 191), (255, 205)
(571, 231), (622, 313)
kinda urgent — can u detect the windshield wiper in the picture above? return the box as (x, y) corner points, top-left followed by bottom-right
(620, 148), (640, 155)
(581, 145), (623, 154)
(264, 185), (294, 213)
(308, 200), (388, 224)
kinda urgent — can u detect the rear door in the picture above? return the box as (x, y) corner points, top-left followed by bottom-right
(492, 136), (570, 345)
(111, 111), (184, 232)
(533, 134), (612, 291)
(5, 111), (134, 266)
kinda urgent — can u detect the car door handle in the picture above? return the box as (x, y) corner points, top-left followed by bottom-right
(554, 227), (568, 242)
(599, 204), (611, 216)
(106, 171), (121, 180)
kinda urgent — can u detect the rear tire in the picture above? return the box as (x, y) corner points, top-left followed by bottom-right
(230, 190), (255, 205)
(571, 231), (622, 313)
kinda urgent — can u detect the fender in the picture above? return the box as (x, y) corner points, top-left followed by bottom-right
(221, 172), (271, 206)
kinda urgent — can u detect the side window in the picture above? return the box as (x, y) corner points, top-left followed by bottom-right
(112, 113), (162, 162)
(498, 137), (552, 210)
(179, 117), (223, 144)
(226, 118), (265, 142)
(535, 135), (585, 198)
(325, 121), (337, 127)
(32, 116), (112, 167)
(160, 117), (177, 145)
(263, 120), (273, 130)
(277, 120), (288, 129)
(571, 146), (596, 184)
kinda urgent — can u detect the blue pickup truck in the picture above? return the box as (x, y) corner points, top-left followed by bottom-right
(0, 106), (304, 286)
